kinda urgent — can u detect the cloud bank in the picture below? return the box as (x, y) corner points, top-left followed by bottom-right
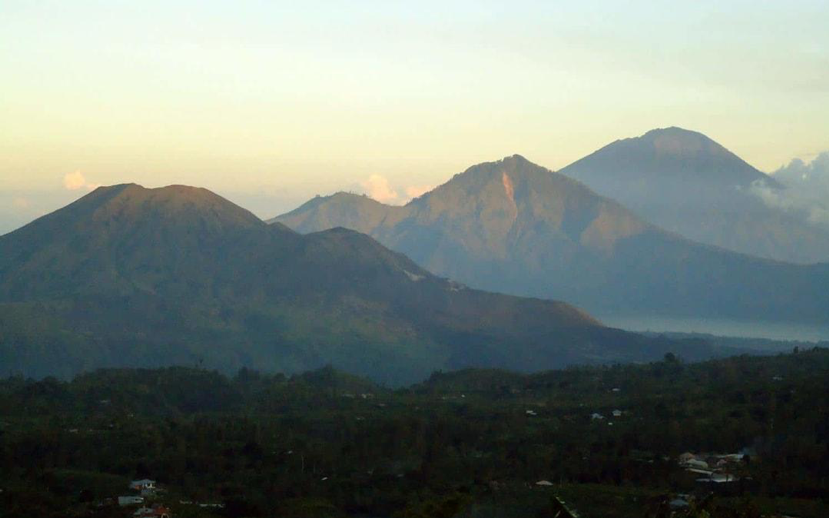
(63, 171), (100, 191)
(360, 174), (399, 204)
(752, 152), (829, 228)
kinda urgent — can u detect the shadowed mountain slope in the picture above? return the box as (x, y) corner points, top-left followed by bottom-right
(559, 127), (829, 263)
(273, 155), (829, 324)
(0, 184), (706, 385)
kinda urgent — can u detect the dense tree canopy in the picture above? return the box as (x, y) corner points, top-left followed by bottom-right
(1, 349), (827, 517)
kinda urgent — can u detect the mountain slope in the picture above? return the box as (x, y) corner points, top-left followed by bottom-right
(559, 127), (829, 263)
(272, 155), (829, 324)
(0, 184), (704, 384)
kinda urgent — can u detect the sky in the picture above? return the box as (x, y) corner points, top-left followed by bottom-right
(2, 1), (828, 233)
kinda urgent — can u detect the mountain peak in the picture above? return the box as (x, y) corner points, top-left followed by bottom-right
(637, 127), (730, 157)
(1, 183), (265, 265)
(271, 189), (405, 234)
(491, 154), (541, 170)
(500, 153), (531, 165)
(96, 182), (235, 204)
(426, 155), (609, 212)
(563, 127), (780, 188)
(75, 183), (265, 232)
(449, 155), (552, 186)
(557, 128), (829, 262)
(329, 191), (384, 204)
(642, 126), (706, 138)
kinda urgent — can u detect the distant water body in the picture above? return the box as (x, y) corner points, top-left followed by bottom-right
(597, 314), (829, 342)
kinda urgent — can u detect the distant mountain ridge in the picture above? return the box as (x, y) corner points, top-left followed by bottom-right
(273, 154), (829, 324)
(559, 127), (829, 263)
(0, 183), (709, 384)
(281, 191), (405, 236)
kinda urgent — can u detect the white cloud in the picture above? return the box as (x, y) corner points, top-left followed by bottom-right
(753, 152), (829, 228)
(63, 171), (99, 191)
(360, 174), (399, 203)
(63, 171), (87, 190)
(772, 152), (829, 192)
(357, 177), (435, 205)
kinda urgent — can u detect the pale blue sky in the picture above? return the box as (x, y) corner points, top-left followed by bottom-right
(1, 1), (828, 232)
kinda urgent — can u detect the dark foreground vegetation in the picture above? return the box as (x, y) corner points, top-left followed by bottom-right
(1, 348), (827, 518)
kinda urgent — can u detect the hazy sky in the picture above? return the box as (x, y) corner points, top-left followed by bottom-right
(2, 1), (828, 231)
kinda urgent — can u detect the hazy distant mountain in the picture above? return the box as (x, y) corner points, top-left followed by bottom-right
(559, 127), (829, 263)
(0, 184), (704, 384)
(273, 155), (829, 323)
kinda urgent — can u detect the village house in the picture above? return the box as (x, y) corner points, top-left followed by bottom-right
(685, 458), (710, 470)
(118, 495), (144, 506)
(133, 503), (171, 518)
(697, 472), (739, 484)
(130, 479), (156, 491)
(198, 503), (224, 509)
(678, 452), (696, 464)
(677, 452), (745, 483)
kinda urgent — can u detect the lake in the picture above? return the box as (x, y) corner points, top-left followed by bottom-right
(597, 314), (829, 342)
